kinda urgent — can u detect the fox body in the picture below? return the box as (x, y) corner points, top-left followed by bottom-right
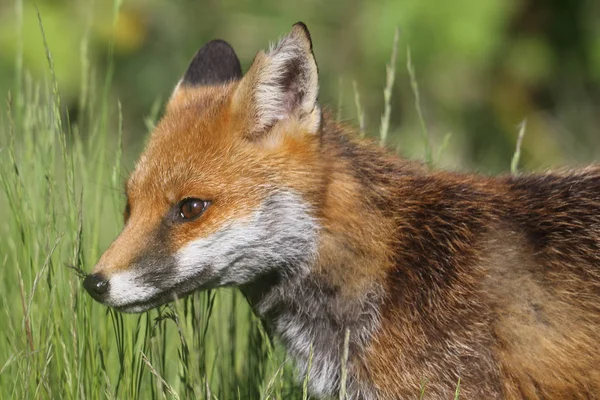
(84, 23), (600, 399)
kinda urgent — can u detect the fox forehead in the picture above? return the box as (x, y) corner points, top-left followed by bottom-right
(126, 81), (322, 211)
(128, 89), (265, 200)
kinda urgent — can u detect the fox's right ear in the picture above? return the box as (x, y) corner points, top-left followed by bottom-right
(233, 22), (321, 139)
(169, 39), (242, 108)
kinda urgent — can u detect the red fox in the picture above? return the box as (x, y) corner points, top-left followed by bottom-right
(84, 23), (600, 399)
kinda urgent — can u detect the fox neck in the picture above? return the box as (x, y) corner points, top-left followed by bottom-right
(241, 264), (382, 398)
(241, 119), (404, 398)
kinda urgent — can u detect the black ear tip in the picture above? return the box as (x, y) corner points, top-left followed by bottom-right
(293, 22), (309, 33)
(182, 39), (242, 86)
(292, 22), (313, 50)
(200, 39), (237, 56)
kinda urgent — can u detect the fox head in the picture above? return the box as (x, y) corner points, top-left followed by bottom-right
(84, 23), (325, 312)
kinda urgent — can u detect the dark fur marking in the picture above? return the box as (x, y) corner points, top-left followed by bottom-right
(182, 39), (242, 86)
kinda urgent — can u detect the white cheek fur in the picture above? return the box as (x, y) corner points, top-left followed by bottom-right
(175, 190), (319, 286)
(102, 190), (319, 308)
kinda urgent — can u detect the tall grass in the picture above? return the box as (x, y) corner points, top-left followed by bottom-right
(0, 3), (302, 399)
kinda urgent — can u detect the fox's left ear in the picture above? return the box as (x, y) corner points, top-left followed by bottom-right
(169, 39), (242, 108)
(234, 22), (321, 137)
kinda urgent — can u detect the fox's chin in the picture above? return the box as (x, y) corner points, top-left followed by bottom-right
(113, 299), (166, 314)
(108, 289), (190, 313)
(108, 281), (210, 314)
(95, 269), (207, 313)
(101, 289), (173, 314)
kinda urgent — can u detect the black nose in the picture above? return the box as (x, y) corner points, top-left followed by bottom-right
(83, 273), (109, 301)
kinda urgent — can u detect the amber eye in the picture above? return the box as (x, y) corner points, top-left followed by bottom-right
(178, 198), (208, 221)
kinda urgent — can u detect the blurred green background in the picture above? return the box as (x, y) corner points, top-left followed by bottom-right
(2, 0), (599, 173)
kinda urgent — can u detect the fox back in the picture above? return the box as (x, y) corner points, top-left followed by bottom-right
(84, 23), (600, 399)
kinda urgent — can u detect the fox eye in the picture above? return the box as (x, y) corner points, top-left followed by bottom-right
(178, 198), (208, 221)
